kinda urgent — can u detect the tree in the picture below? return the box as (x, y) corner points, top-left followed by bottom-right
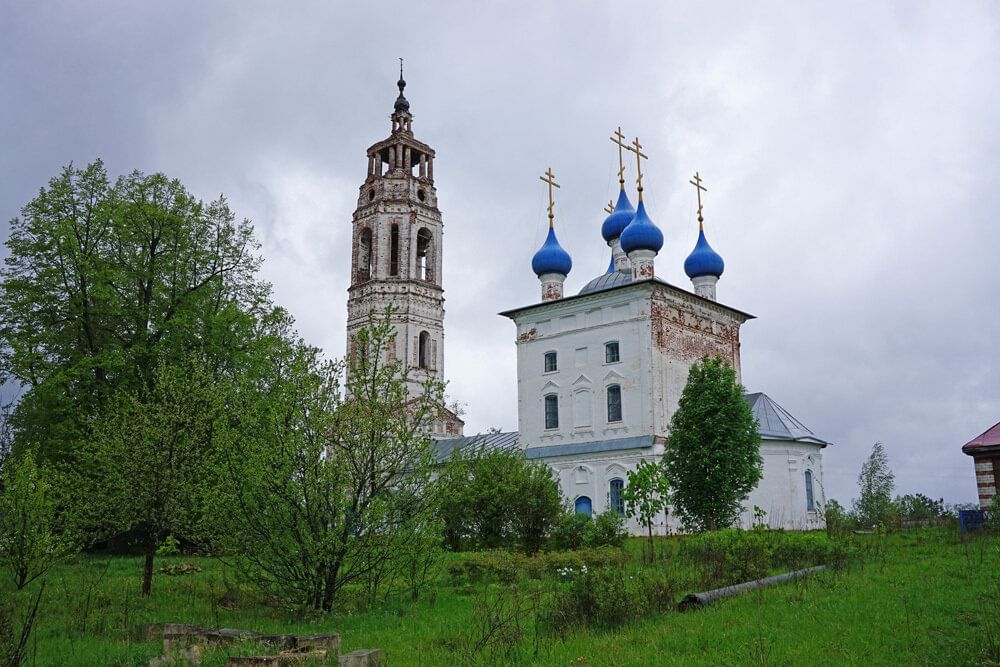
(0, 452), (76, 590)
(86, 357), (221, 597)
(894, 493), (945, 522)
(0, 160), (269, 463)
(209, 311), (446, 611)
(854, 442), (895, 528)
(662, 355), (762, 532)
(436, 445), (565, 554)
(620, 459), (670, 561)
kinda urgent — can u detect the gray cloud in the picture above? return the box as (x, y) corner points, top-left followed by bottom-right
(2, 1), (998, 505)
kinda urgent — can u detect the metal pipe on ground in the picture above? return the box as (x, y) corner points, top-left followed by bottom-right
(678, 565), (827, 611)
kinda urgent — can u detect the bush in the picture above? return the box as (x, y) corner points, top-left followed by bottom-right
(547, 513), (592, 551)
(584, 511), (627, 549)
(539, 565), (676, 633)
(446, 547), (631, 586)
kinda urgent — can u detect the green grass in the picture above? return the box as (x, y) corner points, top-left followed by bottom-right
(4, 528), (999, 666)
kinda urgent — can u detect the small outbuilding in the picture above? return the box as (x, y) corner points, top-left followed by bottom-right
(962, 421), (1000, 509)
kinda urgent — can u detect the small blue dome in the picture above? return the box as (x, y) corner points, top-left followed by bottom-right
(684, 229), (725, 278)
(605, 253), (615, 275)
(600, 189), (636, 242)
(531, 226), (573, 276)
(619, 201), (663, 254)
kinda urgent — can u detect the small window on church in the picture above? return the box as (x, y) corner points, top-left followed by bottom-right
(416, 228), (433, 281)
(605, 341), (620, 364)
(544, 394), (559, 429)
(609, 478), (625, 516)
(805, 470), (815, 511)
(607, 385), (622, 423)
(390, 224), (400, 277)
(358, 228), (372, 282)
(418, 331), (430, 369)
(544, 351), (557, 373)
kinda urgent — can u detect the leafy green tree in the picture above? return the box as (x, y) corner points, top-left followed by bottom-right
(662, 355), (762, 532)
(437, 445), (565, 554)
(86, 357), (221, 597)
(0, 452), (76, 590)
(0, 160), (269, 463)
(854, 442), (895, 528)
(621, 459), (670, 561)
(893, 493), (945, 522)
(209, 311), (445, 611)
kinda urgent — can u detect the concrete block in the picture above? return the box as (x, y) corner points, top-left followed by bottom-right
(339, 649), (385, 666)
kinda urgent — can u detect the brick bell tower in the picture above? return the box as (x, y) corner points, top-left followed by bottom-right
(346, 66), (462, 436)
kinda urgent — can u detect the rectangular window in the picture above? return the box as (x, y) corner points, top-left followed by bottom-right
(607, 385), (622, 423)
(605, 341), (620, 364)
(805, 470), (815, 511)
(389, 224), (399, 276)
(544, 394), (559, 429)
(544, 351), (557, 373)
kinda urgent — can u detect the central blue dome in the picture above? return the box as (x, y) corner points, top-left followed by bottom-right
(601, 189), (636, 242)
(684, 229), (725, 278)
(531, 227), (573, 276)
(619, 201), (663, 254)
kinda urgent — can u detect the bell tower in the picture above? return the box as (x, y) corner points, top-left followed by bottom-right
(346, 66), (451, 413)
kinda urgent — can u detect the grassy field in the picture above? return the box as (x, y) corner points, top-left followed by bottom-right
(3, 528), (999, 666)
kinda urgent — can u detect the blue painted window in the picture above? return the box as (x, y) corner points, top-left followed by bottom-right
(544, 351), (557, 373)
(605, 341), (620, 364)
(609, 479), (625, 516)
(805, 470), (815, 511)
(575, 496), (593, 517)
(607, 384), (622, 422)
(544, 394), (559, 429)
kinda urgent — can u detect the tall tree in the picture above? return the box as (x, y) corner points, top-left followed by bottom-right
(0, 160), (269, 462)
(209, 311), (446, 611)
(855, 442), (895, 528)
(662, 355), (761, 532)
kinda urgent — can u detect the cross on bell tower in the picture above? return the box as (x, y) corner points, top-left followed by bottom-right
(347, 68), (458, 435)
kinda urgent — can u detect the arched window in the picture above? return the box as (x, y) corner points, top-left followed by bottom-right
(605, 341), (620, 364)
(416, 228), (433, 281)
(609, 479), (625, 516)
(574, 496), (593, 517)
(389, 224), (400, 276)
(418, 331), (430, 369)
(805, 470), (815, 511)
(358, 228), (372, 281)
(544, 394), (559, 429)
(607, 384), (622, 423)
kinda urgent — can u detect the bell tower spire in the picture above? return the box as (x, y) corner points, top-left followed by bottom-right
(347, 68), (456, 436)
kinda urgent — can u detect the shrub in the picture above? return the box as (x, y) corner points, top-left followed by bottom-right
(539, 566), (676, 633)
(447, 547), (631, 586)
(584, 510), (627, 549)
(546, 513), (592, 551)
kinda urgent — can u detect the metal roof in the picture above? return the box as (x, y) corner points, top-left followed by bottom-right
(744, 392), (831, 446)
(524, 435), (655, 459)
(578, 269), (633, 295)
(962, 421), (1000, 455)
(432, 431), (519, 462)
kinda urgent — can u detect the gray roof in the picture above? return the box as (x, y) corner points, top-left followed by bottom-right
(744, 392), (831, 446)
(432, 431), (519, 462)
(578, 269), (633, 295)
(524, 434), (655, 459)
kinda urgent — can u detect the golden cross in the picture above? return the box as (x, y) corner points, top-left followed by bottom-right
(539, 167), (560, 227)
(604, 200), (614, 215)
(610, 126), (628, 187)
(625, 137), (648, 201)
(689, 171), (707, 228)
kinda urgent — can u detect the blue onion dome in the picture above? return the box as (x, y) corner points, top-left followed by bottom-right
(531, 226), (573, 276)
(619, 201), (663, 254)
(600, 189), (636, 242)
(684, 228), (725, 278)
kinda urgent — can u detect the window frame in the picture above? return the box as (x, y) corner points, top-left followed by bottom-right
(543, 351), (558, 374)
(606, 384), (623, 423)
(805, 469), (815, 512)
(543, 393), (559, 430)
(604, 341), (620, 364)
(609, 478), (625, 516)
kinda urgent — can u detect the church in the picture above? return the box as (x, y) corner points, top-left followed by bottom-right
(346, 72), (831, 533)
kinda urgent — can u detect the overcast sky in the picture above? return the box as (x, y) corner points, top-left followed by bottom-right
(2, 1), (998, 505)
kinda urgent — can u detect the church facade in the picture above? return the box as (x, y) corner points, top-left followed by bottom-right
(347, 75), (830, 532)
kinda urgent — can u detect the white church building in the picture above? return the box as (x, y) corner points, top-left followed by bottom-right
(347, 73), (830, 533)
